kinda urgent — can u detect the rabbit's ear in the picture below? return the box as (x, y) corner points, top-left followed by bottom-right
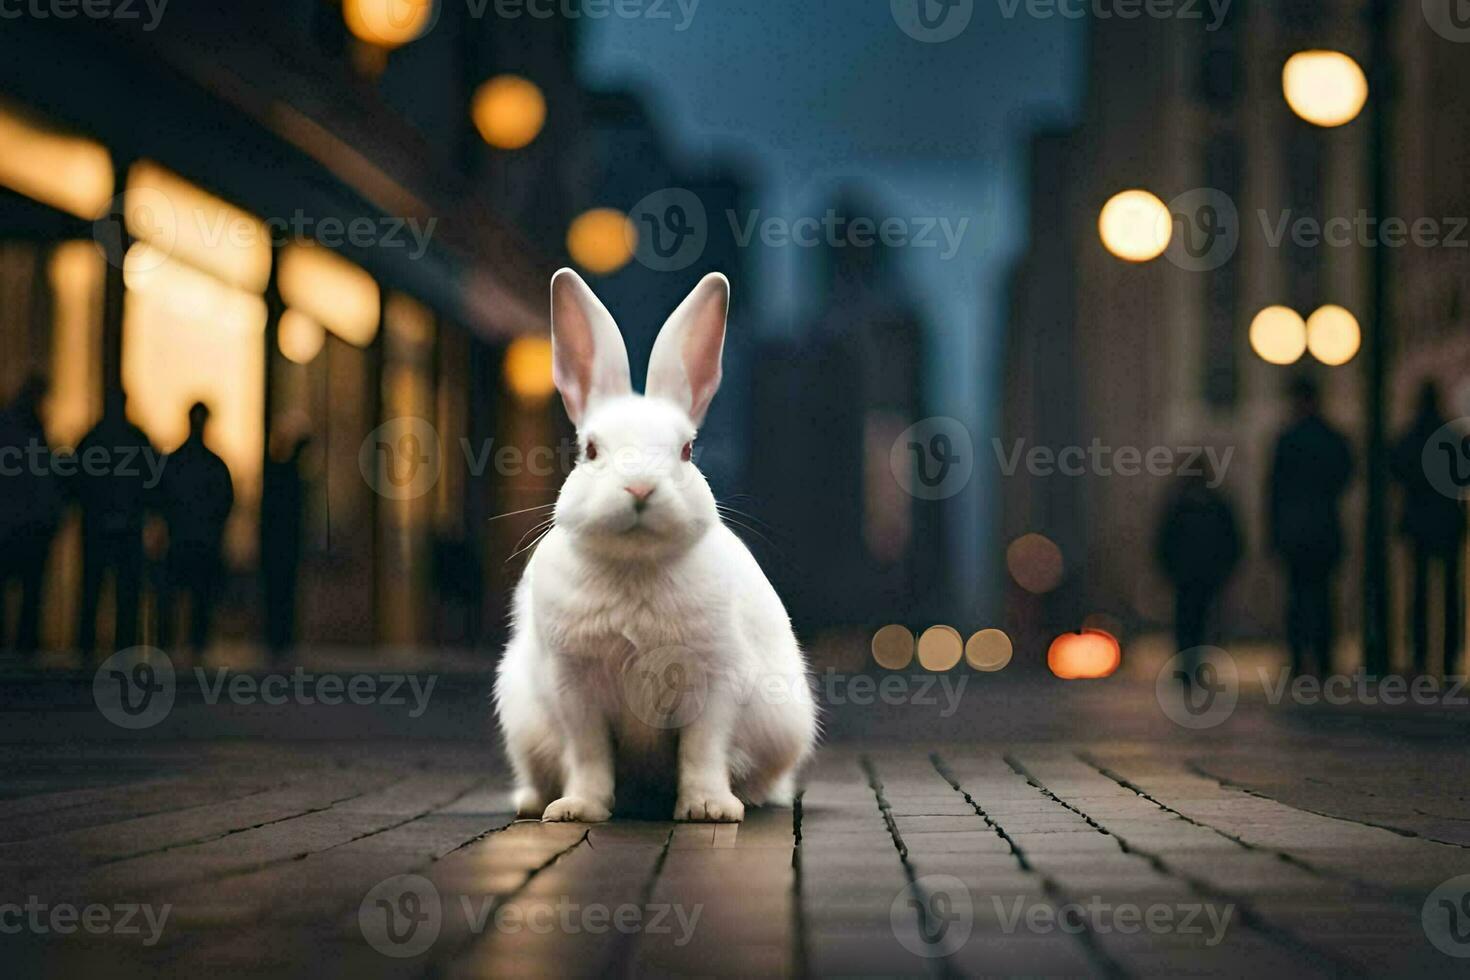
(646, 272), (729, 426)
(550, 268), (631, 426)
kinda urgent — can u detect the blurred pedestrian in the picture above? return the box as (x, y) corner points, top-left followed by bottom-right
(1156, 456), (1241, 661)
(156, 402), (234, 656)
(76, 389), (155, 655)
(0, 376), (62, 657)
(261, 431), (309, 661)
(1268, 376), (1354, 677)
(1391, 381), (1466, 675)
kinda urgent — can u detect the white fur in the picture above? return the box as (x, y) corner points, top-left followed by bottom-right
(494, 270), (817, 823)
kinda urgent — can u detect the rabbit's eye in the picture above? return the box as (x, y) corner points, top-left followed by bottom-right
(585, 440), (598, 462)
(681, 441), (693, 462)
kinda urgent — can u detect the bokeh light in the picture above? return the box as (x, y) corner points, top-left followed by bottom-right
(503, 335), (556, 404)
(965, 629), (1013, 672)
(871, 624), (915, 670)
(472, 75), (547, 150)
(342, 0), (435, 48)
(1282, 50), (1368, 128)
(1047, 629), (1121, 680)
(566, 208), (636, 275)
(278, 309), (326, 365)
(1006, 533), (1065, 594)
(1249, 305), (1307, 365)
(1305, 304), (1361, 366)
(916, 626), (963, 672)
(1097, 189), (1171, 262)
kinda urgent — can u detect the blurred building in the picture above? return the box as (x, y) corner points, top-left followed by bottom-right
(0, 3), (618, 659)
(1001, 3), (1469, 667)
(750, 191), (950, 636)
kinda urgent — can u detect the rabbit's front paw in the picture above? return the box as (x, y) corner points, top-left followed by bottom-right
(674, 791), (744, 823)
(542, 796), (611, 823)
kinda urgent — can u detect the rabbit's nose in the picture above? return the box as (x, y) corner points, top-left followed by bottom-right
(624, 484), (656, 509)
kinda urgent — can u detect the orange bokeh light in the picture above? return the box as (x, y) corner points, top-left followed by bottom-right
(1047, 629), (1121, 680)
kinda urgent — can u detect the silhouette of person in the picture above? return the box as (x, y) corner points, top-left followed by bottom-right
(1268, 376), (1354, 677)
(1391, 381), (1466, 675)
(0, 376), (62, 657)
(1156, 457), (1241, 661)
(261, 432), (309, 661)
(76, 389), (155, 655)
(156, 402), (234, 656)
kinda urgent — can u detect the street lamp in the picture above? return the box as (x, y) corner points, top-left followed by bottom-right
(566, 208), (636, 275)
(1282, 5), (1395, 675)
(1305, 304), (1362, 366)
(1249, 305), (1307, 365)
(1281, 50), (1369, 128)
(342, 0), (435, 49)
(472, 75), (547, 150)
(1097, 189), (1171, 262)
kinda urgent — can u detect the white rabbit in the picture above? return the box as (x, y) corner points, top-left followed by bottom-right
(494, 269), (817, 823)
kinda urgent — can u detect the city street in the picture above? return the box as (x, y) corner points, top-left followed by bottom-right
(4, 644), (1469, 978)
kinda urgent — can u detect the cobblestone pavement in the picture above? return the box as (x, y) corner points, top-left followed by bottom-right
(3, 664), (1470, 978)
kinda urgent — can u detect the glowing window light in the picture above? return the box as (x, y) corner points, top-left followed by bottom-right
(566, 208), (636, 275)
(1305, 304), (1361, 366)
(1098, 189), (1171, 262)
(343, 0), (435, 48)
(0, 100), (112, 219)
(1283, 51), (1368, 128)
(125, 161), (272, 295)
(1006, 533), (1064, 595)
(472, 75), (547, 150)
(1047, 629), (1121, 680)
(278, 241), (380, 348)
(386, 292), (435, 351)
(47, 242), (105, 446)
(121, 250), (267, 562)
(503, 335), (556, 404)
(916, 625), (964, 672)
(279, 309), (326, 365)
(1249, 305), (1308, 365)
